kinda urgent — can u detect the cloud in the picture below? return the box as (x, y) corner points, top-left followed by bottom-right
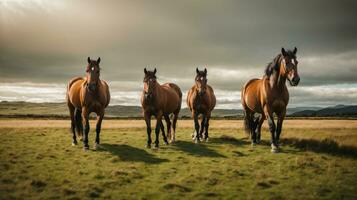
(0, 0), (356, 107)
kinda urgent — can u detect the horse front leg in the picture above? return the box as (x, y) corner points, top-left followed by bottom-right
(199, 115), (206, 141)
(94, 110), (104, 150)
(264, 106), (277, 153)
(82, 107), (90, 151)
(144, 112), (152, 148)
(154, 112), (163, 148)
(276, 109), (286, 148)
(193, 111), (200, 143)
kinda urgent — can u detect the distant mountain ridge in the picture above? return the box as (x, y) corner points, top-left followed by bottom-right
(0, 101), (356, 118)
(291, 105), (357, 117)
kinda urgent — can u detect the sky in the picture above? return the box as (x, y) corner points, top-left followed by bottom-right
(1, 0), (357, 109)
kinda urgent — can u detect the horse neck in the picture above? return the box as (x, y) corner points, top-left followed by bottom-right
(269, 62), (287, 91)
(144, 82), (161, 105)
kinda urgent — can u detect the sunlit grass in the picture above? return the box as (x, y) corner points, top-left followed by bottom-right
(0, 123), (356, 199)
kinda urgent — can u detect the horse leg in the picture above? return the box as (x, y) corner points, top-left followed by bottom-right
(204, 113), (211, 142)
(164, 114), (171, 143)
(264, 106), (277, 153)
(199, 115), (206, 141)
(94, 110), (104, 150)
(193, 111), (200, 143)
(75, 108), (83, 141)
(276, 109), (286, 148)
(144, 112), (152, 148)
(82, 107), (90, 151)
(160, 119), (168, 145)
(68, 104), (77, 146)
(255, 114), (264, 144)
(154, 112), (163, 148)
(172, 112), (179, 143)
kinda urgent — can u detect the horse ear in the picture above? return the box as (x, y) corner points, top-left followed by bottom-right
(87, 57), (91, 64)
(97, 57), (101, 64)
(293, 47), (297, 55)
(204, 68), (207, 75)
(144, 68), (147, 74)
(154, 68), (157, 74)
(196, 68), (199, 74)
(281, 48), (287, 56)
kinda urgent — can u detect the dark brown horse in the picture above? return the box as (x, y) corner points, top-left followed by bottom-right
(241, 48), (300, 152)
(66, 57), (110, 150)
(187, 68), (216, 143)
(141, 68), (182, 148)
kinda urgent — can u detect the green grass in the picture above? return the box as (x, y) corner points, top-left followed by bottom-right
(1, 126), (357, 199)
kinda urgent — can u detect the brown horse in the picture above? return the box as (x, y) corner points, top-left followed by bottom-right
(187, 68), (216, 143)
(241, 47), (300, 153)
(141, 68), (182, 148)
(66, 57), (110, 150)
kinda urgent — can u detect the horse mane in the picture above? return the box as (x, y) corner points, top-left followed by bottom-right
(264, 54), (282, 77)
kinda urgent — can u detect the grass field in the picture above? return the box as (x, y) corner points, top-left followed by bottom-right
(1, 119), (357, 199)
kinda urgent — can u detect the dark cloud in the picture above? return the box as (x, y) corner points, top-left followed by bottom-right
(0, 0), (357, 106)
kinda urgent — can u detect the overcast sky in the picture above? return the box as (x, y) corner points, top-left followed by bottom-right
(1, 0), (357, 108)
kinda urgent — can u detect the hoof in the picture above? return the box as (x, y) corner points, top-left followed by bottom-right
(204, 138), (209, 142)
(72, 141), (78, 146)
(145, 143), (151, 149)
(164, 141), (169, 145)
(169, 139), (176, 144)
(251, 142), (257, 147)
(153, 143), (159, 149)
(83, 146), (89, 151)
(93, 143), (101, 151)
(271, 144), (279, 153)
(194, 138), (200, 144)
(256, 139), (261, 144)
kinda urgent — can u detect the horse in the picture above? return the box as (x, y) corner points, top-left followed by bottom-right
(241, 47), (300, 153)
(66, 57), (110, 150)
(141, 68), (182, 148)
(187, 68), (216, 143)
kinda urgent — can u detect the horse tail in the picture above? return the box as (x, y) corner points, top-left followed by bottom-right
(241, 82), (251, 135)
(74, 108), (83, 138)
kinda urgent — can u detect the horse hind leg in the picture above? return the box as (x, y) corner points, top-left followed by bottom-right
(160, 119), (168, 145)
(68, 104), (77, 146)
(255, 114), (264, 144)
(171, 112), (179, 143)
(164, 114), (171, 144)
(203, 114), (211, 142)
(75, 108), (83, 141)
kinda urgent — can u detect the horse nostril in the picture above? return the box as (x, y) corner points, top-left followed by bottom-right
(293, 77), (300, 85)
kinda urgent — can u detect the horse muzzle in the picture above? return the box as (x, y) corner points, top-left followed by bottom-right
(290, 76), (300, 86)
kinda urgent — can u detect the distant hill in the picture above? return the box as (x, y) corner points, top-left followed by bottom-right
(0, 101), (242, 119)
(0, 101), (356, 119)
(291, 105), (357, 117)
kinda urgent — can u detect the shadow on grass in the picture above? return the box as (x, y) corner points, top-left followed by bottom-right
(281, 138), (357, 158)
(99, 144), (168, 164)
(209, 135), (250, 146)
(173, 141), (226, 158)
